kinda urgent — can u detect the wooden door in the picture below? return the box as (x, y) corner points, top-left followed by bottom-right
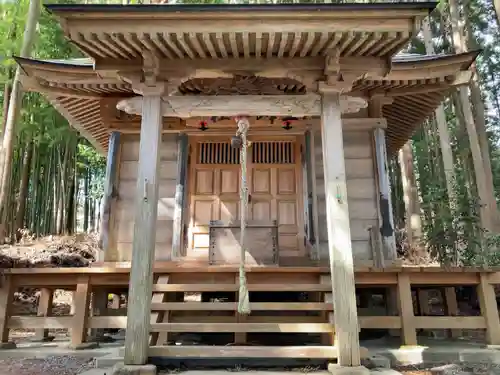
(187, 136), (305, 259)
(187, 139), (241, 257)
(249, 137), (305, 257)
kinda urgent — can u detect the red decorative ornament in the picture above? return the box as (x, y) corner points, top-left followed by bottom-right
(199, 121), (208, 131)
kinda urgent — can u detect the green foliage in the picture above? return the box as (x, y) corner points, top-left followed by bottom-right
(0, 0), (105, 238)
(392, 0), (500, 266)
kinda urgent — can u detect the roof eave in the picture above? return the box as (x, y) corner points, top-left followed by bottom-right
(45, 2), (437, 15)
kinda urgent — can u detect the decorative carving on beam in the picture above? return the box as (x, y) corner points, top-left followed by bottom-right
(178, 76), (307, 96)
(116, 94), (367, 117)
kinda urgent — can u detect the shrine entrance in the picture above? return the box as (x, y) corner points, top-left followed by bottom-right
(186, 134), (306, 262)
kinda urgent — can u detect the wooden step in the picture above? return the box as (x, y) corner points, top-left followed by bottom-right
(147, 345), (369, 358)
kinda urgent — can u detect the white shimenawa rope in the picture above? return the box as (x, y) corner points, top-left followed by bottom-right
(236, 117), (251, 315)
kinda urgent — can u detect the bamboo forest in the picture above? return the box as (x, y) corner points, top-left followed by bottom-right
(1, 0), (500, 267)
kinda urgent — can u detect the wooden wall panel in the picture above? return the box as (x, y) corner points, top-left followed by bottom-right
(314, 129), (378, 262)
(111, 134), (178, 261)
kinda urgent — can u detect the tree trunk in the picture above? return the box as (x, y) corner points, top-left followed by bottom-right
(491, 0), (500, 28)
(0, 0), (42, 242)
(422, 17), (457, 206)
(1, 83), (11, 137)
(15, 138), (33, 241)
(398, 142), (422, 249)
(448, 0), (497, 233)
(462, 0), (498, 230)
(83, 169), (90, 232)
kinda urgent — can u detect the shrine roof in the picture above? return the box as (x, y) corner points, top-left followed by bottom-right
(15, 49), (477, 155)
(44, 2), (436, 62)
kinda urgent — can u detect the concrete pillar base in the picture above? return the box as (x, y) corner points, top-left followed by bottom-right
(328, 364), (370, 375)
(110, 363), (157, 375)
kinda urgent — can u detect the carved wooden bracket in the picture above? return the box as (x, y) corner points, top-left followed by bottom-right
(141, 50), (160, 87)
(322, 50), (392, 94)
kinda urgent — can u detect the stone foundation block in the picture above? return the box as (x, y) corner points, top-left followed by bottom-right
(68, 342), (99, 350)
(111, 363), (157, 375)
(0, 342), (16, 349)
(430, 364), (462, 375)
(362, 355), (391, 369)
(88, 335), (116, 343)
(370, 369), (404, 375)
(328, 364), (370, 375)
(30, 335), (55, 343)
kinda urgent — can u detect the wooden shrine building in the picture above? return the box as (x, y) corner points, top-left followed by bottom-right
(6, 2), (493, 375)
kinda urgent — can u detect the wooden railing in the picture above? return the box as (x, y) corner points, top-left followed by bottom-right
(1, 265), (500, 358)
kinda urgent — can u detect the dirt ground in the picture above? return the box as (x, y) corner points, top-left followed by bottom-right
(0, 356), (95, 375)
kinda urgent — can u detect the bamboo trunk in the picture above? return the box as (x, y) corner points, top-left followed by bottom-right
(0, 0), (42, 242)
(83, 170), (90, 232)
(15, 138), (34, 241)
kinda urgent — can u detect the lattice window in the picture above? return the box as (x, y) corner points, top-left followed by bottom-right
(252, 141), (295, 164)
(197, 142), (240, 164)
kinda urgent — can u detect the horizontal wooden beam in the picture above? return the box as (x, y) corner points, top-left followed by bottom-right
(96, 56), (392, 77)
(67, 17), (417, 35)
(96, 55), (472, 84)
(117, 94), (367, 117)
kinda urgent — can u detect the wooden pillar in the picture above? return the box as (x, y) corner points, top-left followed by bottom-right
(98, 131), (121, 261)
(443, 287), (461, 338)
(304, 130), (319, 260)
(373, 128), (396, 261)
(477, 273), (500, 346)
(34, 288), (54, 342)
(0, 275), (15, 348)
(171, 133), (188, 259)
(94, 131), (120, 341)
(124, 85), (164, 366)
(319, 92), (361, 367)
(397, 273), (417, 346)
(70, 275), (92, 348)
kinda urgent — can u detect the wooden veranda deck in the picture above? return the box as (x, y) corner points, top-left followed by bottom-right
(1, 265), (500, 358)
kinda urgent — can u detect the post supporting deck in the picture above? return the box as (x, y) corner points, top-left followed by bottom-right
(319, 92), (362, 368)
(99, 131), (121, 260)
(94, 131), (121, 342)
(124, 84), (164, 366)
(373, 128), (396, 261)
(171, 133), (188, 259)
